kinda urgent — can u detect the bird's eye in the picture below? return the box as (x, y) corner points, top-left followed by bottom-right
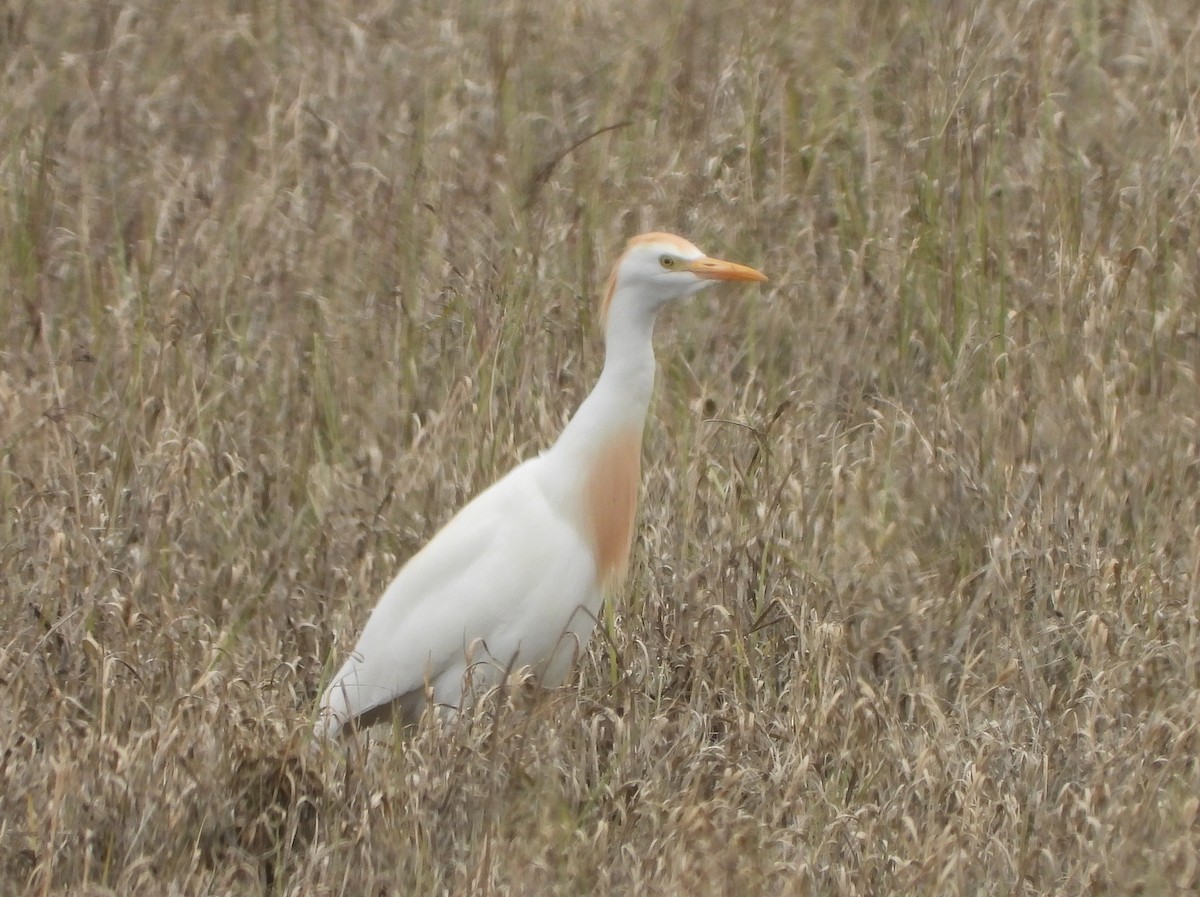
(660, 255), (676, 269)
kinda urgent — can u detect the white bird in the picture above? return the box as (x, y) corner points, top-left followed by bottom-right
(317, 232), (767, 736)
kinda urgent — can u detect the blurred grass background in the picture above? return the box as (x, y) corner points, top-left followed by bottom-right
(2, 0), (1199, 893)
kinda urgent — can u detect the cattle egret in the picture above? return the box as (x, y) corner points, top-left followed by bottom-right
(317, 232), (767, 736)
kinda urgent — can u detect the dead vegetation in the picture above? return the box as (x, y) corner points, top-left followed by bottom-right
(2, 0), (1199, 893)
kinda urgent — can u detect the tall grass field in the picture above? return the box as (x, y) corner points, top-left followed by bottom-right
(2, 1), (1199, 893)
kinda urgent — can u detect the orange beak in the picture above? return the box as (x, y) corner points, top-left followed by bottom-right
(685, 256), (768, 283)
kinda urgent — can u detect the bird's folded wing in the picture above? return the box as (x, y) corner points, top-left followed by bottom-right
(322, 458), (596, 723)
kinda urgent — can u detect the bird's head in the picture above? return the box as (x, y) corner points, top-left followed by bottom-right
(600, 232), (767, 332)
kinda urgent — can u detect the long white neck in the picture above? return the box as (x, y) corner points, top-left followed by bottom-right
(550, 287), (659, 459)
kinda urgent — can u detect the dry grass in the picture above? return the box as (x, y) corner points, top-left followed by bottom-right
(3, 0), (1200, 893)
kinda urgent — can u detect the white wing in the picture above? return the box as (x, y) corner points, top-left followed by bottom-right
(318, 457), (600, 735)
